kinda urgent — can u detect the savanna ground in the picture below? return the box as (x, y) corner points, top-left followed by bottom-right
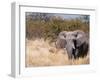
(25, 13), (90, 67)
(25, 38), (89, 67)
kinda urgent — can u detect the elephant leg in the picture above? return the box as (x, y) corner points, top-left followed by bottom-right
(72, 48), (77, 59)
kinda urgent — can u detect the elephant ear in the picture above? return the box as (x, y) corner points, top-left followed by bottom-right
(59, 39), (67, 48)
(56, 31), (68, 49)
(75, 34), (86, 47)
(56, 37), (67, 48)
(75, 39), (82, 47)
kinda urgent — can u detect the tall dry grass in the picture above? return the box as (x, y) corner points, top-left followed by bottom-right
(26, 38), (89, 67)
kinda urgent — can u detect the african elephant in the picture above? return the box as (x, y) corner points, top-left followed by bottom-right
(55, 30), (89, 59)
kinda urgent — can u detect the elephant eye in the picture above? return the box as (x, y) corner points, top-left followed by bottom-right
(62, 34), (66, 38)
(75, 35), (77, 38)
(64, 35), (66, 38)
(73, 34), (77, 37)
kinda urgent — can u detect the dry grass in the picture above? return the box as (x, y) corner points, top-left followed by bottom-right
(26, 39), (89, 67)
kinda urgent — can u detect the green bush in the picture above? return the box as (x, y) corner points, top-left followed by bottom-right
(26, 16), (89, 41)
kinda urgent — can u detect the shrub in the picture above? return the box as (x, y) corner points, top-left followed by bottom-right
(26, 16), (89, 41)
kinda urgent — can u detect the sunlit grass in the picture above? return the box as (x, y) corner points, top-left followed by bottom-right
(26, 39), (89, 67)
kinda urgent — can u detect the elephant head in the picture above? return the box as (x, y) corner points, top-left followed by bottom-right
(55, 31), (76, 59)
(55, 31), (75, 49)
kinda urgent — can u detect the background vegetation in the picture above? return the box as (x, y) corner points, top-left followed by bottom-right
(26, 13), (89, 41)
(25, 12), (90, 67)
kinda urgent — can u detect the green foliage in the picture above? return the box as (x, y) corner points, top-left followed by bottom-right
(26, 16), (89, 41)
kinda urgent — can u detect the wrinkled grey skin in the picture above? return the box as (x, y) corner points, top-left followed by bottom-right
(56, 30), (89, 59)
